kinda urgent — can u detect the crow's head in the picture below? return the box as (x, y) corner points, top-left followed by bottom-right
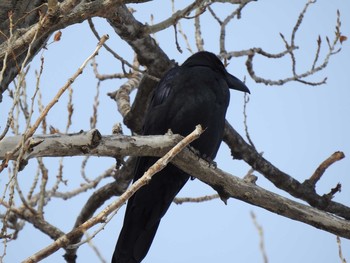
(182, 51), (250, 94)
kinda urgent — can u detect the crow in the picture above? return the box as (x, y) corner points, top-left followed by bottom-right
(112, 51), (250, 263)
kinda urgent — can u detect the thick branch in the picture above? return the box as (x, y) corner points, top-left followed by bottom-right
(223, 120), (350, 220)
(1, 129), (349, 239)
(0, 129), (183, 161)
(174, 149), (350, 239)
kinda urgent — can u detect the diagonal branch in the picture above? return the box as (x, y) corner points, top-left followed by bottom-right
(223, 120), (350, 220)
(145, 0), (207, 34)
(22, 125), (203, 263)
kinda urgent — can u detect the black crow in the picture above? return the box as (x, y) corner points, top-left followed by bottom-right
(112, 51), (250, 263)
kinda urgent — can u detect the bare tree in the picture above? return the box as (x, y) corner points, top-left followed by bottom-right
(0, 0), (348, 262)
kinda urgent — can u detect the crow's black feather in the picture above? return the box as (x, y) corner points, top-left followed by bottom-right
(112, 51), (250, 263)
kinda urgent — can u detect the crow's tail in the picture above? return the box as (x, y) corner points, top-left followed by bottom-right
(112, 158), (189, 263)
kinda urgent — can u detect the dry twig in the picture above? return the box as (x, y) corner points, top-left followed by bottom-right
(336, 236), (347, 263)
(307, 151), (345, 186)
(173, 194), (219, 204)
(251, 211), (268, 263)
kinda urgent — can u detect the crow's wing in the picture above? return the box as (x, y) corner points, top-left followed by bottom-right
(142, 66), (180, 136)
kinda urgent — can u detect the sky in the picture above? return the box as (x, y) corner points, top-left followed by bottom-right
(0, 0), (349, 262)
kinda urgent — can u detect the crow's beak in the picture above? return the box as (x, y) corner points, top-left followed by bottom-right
(226, 73), (250, 94)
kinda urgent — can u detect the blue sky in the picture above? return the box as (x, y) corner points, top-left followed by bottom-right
(1, 1), (349, 262)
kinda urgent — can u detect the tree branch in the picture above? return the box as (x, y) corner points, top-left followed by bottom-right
(223, 120), (350, 220)
(0, 129), (183, 161)
(0, 0), (125, 101)
(107, 3), (174, 132)
(1, 128), (349, 240)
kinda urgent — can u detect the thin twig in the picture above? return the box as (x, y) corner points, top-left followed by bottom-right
(85, 232), (107, 263)
(173, 194), (219, 204)
(336, 236), (347, 263)
(65, 86), (74, 133)
(91, 58), (127, 81)
(87, 18), (153, 79)
(173, 24), (183, 53)
(306, 151), (345, 186)
(289, 0), (316, 75)
(37, 158), (48, 217)
(171, 0), (194, 53)
(67, 208), (120, 250)
(243, 92), (256, 149)
(311, 35), (322, 70)
(220, 2), (249, 53)
(194, 6), (204, 51)
(251, 211), (268, 263)
(145, 0), (206, 34)
(0, 35), (109, 173)
(35, 56), (47, 134)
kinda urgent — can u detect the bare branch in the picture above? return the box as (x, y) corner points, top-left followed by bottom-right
(306, 152), (345, 186)
(173, 194), (219, 204)
(243, 93), (256, 149)
(336, 236), (347, 263)
(145, 0), (207, 34)
(108, 66), (142, 118)
(172, 148), (350, 239)
(194, 6), (205, 51)
(0, 130), (183, 161)
(223, 121), (350, 220)
(251, 212), (268, 263)
(219, 1), (253, 53)
(221, 1), (341, 86)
